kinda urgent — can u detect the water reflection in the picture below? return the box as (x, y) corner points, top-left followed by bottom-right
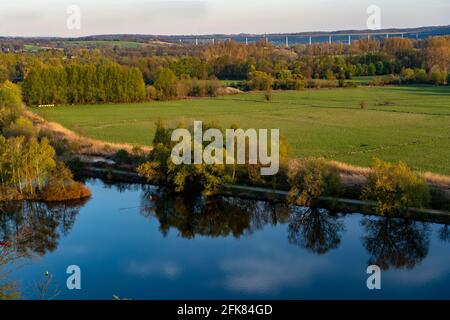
(2, 180), (449, 299)
(140, 190), (439, 272)
(361, 217), (430, 270)
(0, 200), (86, 299)
(439, 225), (450, 242)
(140, 191), (290, 239)
(288, 207), (345, 255)
(0, 201), (86, 257)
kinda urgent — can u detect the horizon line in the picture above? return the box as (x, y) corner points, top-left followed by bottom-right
(1, 24), (449, 40)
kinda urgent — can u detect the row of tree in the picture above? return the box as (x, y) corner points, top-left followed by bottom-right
(22, 62), (146, 105)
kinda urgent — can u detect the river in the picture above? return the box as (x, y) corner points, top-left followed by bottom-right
(1, 179), (449, 300)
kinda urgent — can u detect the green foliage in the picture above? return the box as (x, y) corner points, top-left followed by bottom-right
(362, 159), (430, 215)
(0, 81), (24, 132)
(3, 116), (37, 139)
(153, 67), (178, 99)
(0, 136), (56, 197)
(428, 71), (447, 85)
(287, 158), (341, 207)
(23, 63), (146, 105)
(248, 71), (274, 91)
(137, 121), (230, 195)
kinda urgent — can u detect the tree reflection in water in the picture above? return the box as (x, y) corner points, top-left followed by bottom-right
(439, 225), (450, 243)
(287, 207), (345, 255)
(0, 200), (86, 299)
(140, 190), (347, 256)
(361, 217), (430, 271)
(140, 190), (290, 239)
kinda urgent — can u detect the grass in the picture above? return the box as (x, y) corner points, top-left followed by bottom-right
(23, 44), (46, 52)
(32, 85), (450, 175)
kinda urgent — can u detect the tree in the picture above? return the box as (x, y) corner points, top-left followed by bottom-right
(425, 36), (450, 73)
(0, 81), (23, 132)
(362, 159), (430, 215)
(248, 71), (274, 91)
(153, 67), (178, 99)
(287, 158), (341, 207)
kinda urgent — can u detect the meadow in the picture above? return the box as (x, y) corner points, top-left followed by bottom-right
(32, 85), (450, 175)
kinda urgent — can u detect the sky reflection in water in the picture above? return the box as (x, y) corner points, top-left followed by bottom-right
(1, 179), (449, 300)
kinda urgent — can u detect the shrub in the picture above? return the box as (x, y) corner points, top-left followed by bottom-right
(293, 80), (305, 90)
(382, 74), (401, 85)
(360, 101), (368, 109)
(287, 158), (341, 207)
(248, 71), (274, 91)
(400, 68), (415, 83)
(345, 80), (358, 88)
(113, 149), (132, 165)
(3, 116), (37, 139)
(41, 163), (91, 202)
(264, 90), (273, 102)
(414, 69), (428, 83)
(429, 71), (447, 85)
(362, 159), (430, 215)
(146, 85), (160, 100)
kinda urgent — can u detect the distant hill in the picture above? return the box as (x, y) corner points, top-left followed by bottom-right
(1, 25), (450, 46)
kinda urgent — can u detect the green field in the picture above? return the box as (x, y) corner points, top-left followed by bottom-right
(32, 85), (450, 175)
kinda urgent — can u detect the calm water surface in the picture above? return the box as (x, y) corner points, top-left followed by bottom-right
(1, 179), (449, 300)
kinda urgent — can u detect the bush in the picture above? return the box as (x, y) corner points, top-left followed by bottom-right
(382, 74), (401, 85)
(400, 68), (415, 83)
(264, 90), (273, 102)
(344, 80), (358, 88)
(2, 116), (36, 139)
(146, 85), (160, 100)
(414, 69), (428, 83)
(41, 163), (91, 202)
(360, 101), (368, 109)
(429, 71), (447, 85)
(362, 159), (430, 215)
(287, 158), (341, 207)
(113, 149), (132, 165)
(248, 71), (274, 91)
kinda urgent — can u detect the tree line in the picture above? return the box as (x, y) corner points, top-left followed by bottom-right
(1, 36), (449, 104)
(22, 62), (146, 105)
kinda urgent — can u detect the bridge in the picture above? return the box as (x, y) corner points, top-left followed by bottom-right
(158, 29), (444, 47)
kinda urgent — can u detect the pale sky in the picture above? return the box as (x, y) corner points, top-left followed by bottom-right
(0, 0), (449, 37)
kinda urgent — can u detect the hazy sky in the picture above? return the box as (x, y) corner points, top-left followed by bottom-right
(0, 0), (449, 37)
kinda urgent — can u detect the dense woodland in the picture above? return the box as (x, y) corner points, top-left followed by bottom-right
(0, 36), (448, 105)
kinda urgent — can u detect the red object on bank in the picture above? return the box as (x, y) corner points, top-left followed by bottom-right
(0, 241), (9, 246)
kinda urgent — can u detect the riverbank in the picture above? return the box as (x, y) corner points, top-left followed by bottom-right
(76, 160), (450, 223)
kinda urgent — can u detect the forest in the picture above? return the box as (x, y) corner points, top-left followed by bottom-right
(0, 36), (448, 105)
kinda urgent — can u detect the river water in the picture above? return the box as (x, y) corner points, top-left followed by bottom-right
(1, 179), (449, 300)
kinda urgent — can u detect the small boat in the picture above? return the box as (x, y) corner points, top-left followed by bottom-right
(0, 241), (9, 246)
